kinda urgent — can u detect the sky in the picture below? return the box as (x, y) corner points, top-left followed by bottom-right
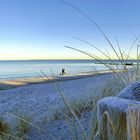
(0, 0), (140, 60)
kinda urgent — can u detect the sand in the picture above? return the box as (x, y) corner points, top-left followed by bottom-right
(0, 72), (113, 139)
(0, 70), (112, 90)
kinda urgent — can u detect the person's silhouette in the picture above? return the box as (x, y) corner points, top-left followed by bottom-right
(62, 68), (66, 75)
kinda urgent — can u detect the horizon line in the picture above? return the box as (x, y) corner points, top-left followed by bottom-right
(0, 59), (138, 61)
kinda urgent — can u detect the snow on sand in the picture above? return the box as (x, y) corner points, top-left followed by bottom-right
(0, 73), (113, 139)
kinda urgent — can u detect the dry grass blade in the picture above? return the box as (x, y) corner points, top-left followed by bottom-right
(58, 0), (122, 61)
(97, 111), (115, 136)
(36, 73), (46, 80)
(116, 37), (124, 64)
(64, 46), (116, 72)
(50, 68), (88, 140)
(0, 132), (22, 140)
(7, 113), (41, 132)
(73, 37), (112, 61)
(40, 70), (50, 80)
(129, 29), (140, 44)
(127, 38), (138, 58)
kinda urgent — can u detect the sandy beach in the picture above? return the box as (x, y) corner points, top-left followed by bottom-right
(0, 72), (113, 139)
(0, 70), (113, 90)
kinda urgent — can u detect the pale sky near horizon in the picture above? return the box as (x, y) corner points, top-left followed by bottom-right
(0, 0), (140, 60)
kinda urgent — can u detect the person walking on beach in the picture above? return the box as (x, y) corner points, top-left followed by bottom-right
(62, 68), (66, 75)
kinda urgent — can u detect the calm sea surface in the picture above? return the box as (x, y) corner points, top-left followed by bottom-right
(0, 60), (134, 80)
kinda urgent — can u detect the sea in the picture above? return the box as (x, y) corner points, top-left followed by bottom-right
(0, 60), (135, 80)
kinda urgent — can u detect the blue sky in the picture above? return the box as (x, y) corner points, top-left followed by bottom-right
(0, 0), (140, 60)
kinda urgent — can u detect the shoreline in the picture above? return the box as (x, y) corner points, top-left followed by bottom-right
(0, 70), (114, 90)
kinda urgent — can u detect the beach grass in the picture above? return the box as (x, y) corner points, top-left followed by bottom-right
(55, 1), (140, 139)
(0, 114), (32, 140)
(52, 67), (140, 140)
(0, 1), (140, 139)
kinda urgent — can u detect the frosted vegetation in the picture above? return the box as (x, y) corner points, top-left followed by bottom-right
(1, 0), (140, 140)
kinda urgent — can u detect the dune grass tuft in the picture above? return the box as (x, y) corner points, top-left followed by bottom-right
(0, 114), (32, 140)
